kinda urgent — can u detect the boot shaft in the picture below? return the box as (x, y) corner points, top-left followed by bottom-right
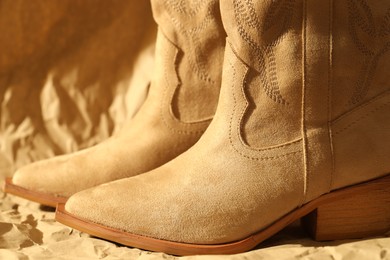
(220, 0), (390, 139)
(217, 0), (390, 200)
(150, 0), (226, 123)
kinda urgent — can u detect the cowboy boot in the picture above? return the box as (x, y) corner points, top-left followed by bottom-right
(56, 0), (390, 255)
(4, 0), (225, 207)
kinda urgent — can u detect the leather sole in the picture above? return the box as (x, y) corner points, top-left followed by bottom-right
(55, 174), (390, 255)
(3, 177), (68, 208)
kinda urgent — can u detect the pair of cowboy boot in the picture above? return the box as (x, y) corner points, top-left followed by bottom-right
(6, 0), (390, 256)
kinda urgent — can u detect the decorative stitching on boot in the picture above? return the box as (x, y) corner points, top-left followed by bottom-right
(227, 44), (302, 161)
(332, 90), (390, 123)
(348, 0), (390, 105)
(159, 32), (210, 135)
(156, 0), (223, 125)
(301, 0), (309, 207)
(328, 0), (336, 195)
(232, 0), (296, 105)
(334, 100), (390, 135)
(164, 0), (215, 84)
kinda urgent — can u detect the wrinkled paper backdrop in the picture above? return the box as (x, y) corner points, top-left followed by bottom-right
(0, 1), (389, 259)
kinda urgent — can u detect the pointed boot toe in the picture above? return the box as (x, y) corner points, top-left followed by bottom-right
(6, 155), (72, 207)
(56, 164), (268, 255)
(4, 0), (225, 206)
(56, 0), (390, 255)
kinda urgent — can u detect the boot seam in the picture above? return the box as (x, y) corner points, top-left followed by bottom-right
(159, 30), (212, 135)
(332, 99), (390, 135)
(301, 0), (309, 207)
(328, 0), (336, 200)
(331, 90), (390, 124)
(227, 42), (303, 160)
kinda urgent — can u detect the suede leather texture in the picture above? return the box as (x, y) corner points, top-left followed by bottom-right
(12, 0), (226, 197)
(65, 0), (390, 245)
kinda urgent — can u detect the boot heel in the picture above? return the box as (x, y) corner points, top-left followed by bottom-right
(302, 175), (390, 241)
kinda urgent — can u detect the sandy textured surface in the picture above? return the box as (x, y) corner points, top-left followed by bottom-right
(0, 1), (389, 259)
(0, 193), (389, 259)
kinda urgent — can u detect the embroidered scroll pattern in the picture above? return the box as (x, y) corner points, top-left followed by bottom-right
(233, 0), (296, 105)
(348, 0), (390, 105)
(163, 0), (218, 84)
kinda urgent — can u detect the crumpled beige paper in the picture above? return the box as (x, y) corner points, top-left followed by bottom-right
(0, 194), (389, 260)
(0, 0), (156, 176)
(0, 1), (389, 259)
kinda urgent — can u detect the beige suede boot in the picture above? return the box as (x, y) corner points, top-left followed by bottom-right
(57, 0), (390, 255)
(4, 0), (225, 207)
